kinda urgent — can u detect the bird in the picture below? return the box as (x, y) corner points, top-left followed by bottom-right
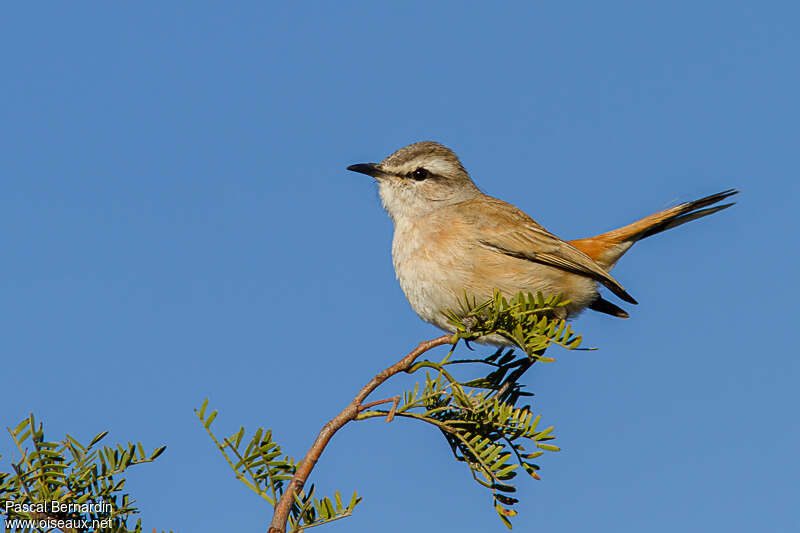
(347, 141), (737, 341)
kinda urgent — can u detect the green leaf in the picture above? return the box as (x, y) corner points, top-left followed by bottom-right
(90, 430), (109, 447)
(17, 428), (32, 444)
(334, 491), (344, 513)
(150, 446), (167, 460)
(12, 418), (31, 436)
(495, 464), (519, 478)
(495, 506), (514, 529)
(199, 398), (209, 419)
(348, 491), (359, 510)
(536, 443), (560, 452)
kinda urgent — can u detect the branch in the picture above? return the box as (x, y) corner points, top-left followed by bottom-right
(267, 334), (454, 533)
(355, 410), (459, 434)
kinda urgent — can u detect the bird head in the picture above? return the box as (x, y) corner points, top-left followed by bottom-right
(347, 141), (481, 220)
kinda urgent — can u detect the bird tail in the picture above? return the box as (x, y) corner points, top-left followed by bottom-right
(568, 189), (739, 271)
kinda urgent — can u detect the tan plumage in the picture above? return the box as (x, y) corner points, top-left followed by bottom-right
(348, 141), (737, 340)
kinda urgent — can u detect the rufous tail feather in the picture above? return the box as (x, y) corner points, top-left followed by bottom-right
(569, 189), (738, 271)
(570, 189), (738, 317)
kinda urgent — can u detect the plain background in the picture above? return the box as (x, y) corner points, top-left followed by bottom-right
(2, 2), (798, 532)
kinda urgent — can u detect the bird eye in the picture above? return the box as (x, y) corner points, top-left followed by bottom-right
(411, 167), (430, 180)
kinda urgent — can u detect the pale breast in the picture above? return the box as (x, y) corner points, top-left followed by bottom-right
(392, 217), (463, 330)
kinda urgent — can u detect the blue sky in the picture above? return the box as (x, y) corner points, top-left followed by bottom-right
(1, 2), (798, 532)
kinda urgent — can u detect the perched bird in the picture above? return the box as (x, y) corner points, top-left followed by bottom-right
(347, 141), (737, 339)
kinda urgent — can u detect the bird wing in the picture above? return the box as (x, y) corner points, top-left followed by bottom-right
(467, 196), (638, 304)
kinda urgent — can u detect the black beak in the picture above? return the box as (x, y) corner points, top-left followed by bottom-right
(346, 163), (382, 177)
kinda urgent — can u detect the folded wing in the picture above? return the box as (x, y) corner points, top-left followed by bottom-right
(470, 197), (638, 304)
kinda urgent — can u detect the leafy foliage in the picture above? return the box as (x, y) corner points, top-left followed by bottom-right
(0, 414), (167, 533)
(444, 290), (583, 361)
(356, 291), (583, 527)
(195, 400), (361, 533)
(359, 346), (564, 528)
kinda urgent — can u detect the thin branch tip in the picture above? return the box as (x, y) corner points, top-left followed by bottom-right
(268, 334), (453, 533)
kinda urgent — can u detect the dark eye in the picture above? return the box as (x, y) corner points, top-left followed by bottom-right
(411, 167), (430, 180)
